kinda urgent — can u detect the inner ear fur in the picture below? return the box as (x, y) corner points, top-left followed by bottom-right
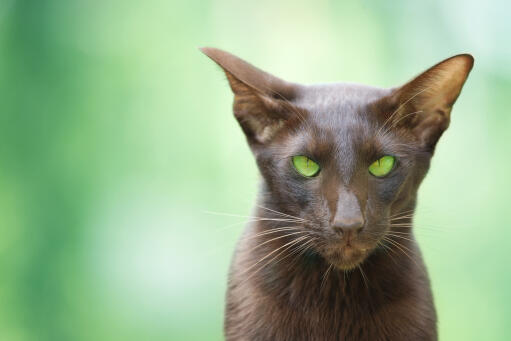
(200, 47), (301, 145)
(384, 54), (474, 150)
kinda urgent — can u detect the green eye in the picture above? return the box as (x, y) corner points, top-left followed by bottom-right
(368, 155), (396, 177)
(292, 156), (320, 177)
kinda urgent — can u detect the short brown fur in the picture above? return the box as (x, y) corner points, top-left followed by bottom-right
(201, 47), (473, 341)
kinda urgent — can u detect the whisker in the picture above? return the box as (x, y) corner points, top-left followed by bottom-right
(384, 229), (412, 234)
(285, 237), (318, 269)
(205, 226), (305, 258)
(381, 236), (419, 267)
(239, 236), (311, 285)
(358, 265), (369, 290)
(246, 231), (310, 253)
(389, 215), (415, 221)
(248, 226), (302, 237)
(213, 218), (301, 233)
(271, 236), (317, 266)
(239, 235), (309, 279)
(320, 263), (334, 293)
(388, 209), (416, 219)
(391, 223), (449, 233)
(203, 210), (303, 223)
(382, 235), (415, 254)
(256, 204), (309, 222)
(387, 230), (422, 237)
(377, 240), (398, 262)
(385, 232), (415, 243)
(212, 219), (254, 233)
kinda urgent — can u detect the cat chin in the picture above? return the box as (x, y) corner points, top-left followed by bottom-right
(324, 245), (372, 270)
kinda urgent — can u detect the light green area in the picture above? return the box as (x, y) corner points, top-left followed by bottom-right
(292, 155), (321, 177)
(0, 0), (510, 340)
(369, 155), (395, 177)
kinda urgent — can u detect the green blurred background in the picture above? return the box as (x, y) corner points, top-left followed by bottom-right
(1, 0), (510, 340)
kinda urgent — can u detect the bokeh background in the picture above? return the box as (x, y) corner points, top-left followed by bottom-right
(1, 0), (510, 340)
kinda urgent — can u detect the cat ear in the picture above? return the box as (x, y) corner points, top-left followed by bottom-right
(200, 47), (300, 145)
(384, 54), (474, 150)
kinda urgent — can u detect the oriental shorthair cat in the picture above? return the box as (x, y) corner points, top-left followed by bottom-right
(201, 47), (473, 341)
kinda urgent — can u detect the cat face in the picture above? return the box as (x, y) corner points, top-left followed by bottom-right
(253, 84), (432, 269)
(202, 48), (473, 270)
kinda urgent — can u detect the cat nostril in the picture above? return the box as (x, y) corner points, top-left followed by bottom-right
(332, 221), (364, 236)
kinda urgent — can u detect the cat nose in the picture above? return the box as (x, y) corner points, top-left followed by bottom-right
(332, 218), (364, 236)
(331, 188), (365, 236)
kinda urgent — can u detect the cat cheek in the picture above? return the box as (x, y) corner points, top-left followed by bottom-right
(371, 179), (403, 204)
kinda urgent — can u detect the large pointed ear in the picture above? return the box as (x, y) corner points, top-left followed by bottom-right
(383, 54), (474, 150)
(200, 47), (301, 145)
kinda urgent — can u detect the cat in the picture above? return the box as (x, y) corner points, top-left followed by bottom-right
(201, 47), (473, 341)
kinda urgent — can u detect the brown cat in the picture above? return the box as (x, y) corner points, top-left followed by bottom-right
(201, 47), (473, 341)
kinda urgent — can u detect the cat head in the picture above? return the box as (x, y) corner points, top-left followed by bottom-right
(202, 47), (473, 270)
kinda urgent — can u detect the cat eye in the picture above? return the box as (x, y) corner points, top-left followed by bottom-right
(368, 155), (396, 177)
(292, 156), (320, 177)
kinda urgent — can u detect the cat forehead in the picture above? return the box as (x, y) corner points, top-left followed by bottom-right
(294, 83), (391, 113)
(290, 83), (391, 138)
(282, 84), (399, 162)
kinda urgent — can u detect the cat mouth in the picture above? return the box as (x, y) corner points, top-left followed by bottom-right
(323, 241), (372, 270)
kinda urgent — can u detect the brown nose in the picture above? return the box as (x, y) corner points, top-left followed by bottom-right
(332, 218), (364, 236)
(332, 188), (364, 236)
